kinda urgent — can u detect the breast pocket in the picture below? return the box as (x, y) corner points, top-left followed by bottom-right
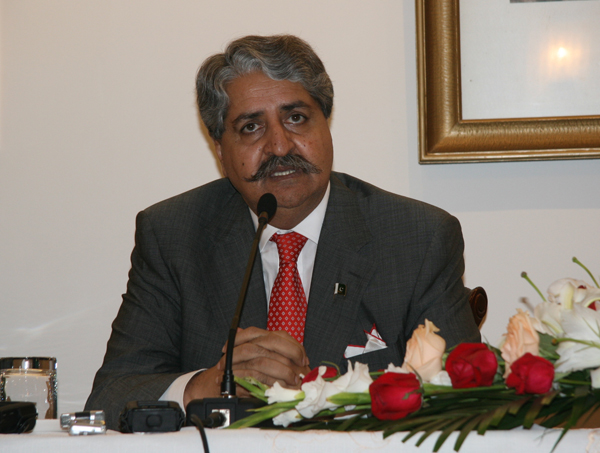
(347, 341), (402, 372)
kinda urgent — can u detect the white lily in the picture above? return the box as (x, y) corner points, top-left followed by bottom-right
(330, 361), (373, 393)
(547, 278), (600, 309)
(555, 304), (600, 373)
(430, 370), (452, 386)
(295, 375), (338, 418)
(264, 381), (303, 404)
(272, 409), (302, 427)
(532, 302), (564, 336)
(295, 361), (372, 418)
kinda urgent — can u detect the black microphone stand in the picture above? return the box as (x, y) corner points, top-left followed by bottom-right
(186, 193), (276, 428)
(221, 207), (271, 397)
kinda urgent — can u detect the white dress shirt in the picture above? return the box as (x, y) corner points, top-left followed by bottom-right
(160, 183), (330, 409)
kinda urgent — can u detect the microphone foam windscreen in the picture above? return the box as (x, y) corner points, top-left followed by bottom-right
(257, 193), (277, 221)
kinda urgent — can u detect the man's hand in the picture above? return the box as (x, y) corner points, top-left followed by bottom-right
(183, 327), (310, 406)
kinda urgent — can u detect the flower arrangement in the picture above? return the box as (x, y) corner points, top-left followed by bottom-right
(230, 258), (600, 452)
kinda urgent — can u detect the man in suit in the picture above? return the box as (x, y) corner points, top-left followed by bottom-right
(86, 35), (480, 429)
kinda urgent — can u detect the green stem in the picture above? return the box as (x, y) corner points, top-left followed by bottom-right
(521, 272), (547, 302)
(553, 337), (600, 349)
(234, 376), (268, 401)
(572, 257), (600, 287)
(423, 384), (507, 396)
(328, 392), (371, 406)
(227, 400), (302, 429)
(312, 404), (371, 418)
(557, 379), (592, 386)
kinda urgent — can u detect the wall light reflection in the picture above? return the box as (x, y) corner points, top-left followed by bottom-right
(542, 38), (586, 81)
(556, 47), (568, 59)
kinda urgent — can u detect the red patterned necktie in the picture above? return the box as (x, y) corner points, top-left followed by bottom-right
(267, 232), (309, 343)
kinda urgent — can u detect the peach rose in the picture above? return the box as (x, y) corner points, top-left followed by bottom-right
(402, 320), (446, 382)
(500, 309), (540, 377)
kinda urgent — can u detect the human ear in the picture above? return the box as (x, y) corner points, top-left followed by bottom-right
(213, 138), (227, 177)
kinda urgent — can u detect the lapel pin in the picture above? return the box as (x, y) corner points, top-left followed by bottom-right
(334, 283), (347, 296)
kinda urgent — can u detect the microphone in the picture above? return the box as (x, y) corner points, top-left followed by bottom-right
(186, 193), (277, 427)
(257, 192), (277, 224)
(221, 192), (276, 397)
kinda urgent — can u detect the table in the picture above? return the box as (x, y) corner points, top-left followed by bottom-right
(2, 420), (599, 452)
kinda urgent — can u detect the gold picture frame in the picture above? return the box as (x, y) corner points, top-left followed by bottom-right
(416, 0), (600, 163)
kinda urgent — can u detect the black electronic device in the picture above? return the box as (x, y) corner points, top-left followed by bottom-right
(0, 401), (37, 434)
(186, 193), (277, 428)
(118, 400), (185, 433)
(186, 397), (267, 428)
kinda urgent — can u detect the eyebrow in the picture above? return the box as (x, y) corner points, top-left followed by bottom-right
(281, 100), (311, 112)
(230, 100), (313, 128)
(231, 111), (262, 129)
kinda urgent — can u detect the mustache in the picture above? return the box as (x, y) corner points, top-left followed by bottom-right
(244, 154), (322, 182)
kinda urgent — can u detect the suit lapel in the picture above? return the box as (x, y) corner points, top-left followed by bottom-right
(304, 175), (376, 367)
(202, 188), (268, 333)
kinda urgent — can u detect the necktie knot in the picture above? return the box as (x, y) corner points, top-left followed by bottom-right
(271, 232), (307, 264)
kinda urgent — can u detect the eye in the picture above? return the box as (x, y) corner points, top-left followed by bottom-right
(288, 113), (306, 124)
(241, 122), (259, 134)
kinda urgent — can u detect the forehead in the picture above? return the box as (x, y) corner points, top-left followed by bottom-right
(224, 72), (318, 118)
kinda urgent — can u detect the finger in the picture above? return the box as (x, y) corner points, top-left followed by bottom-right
(253, 330), (310, 367)
(231, 341), (312, 387)
(218, 342), (306, 384)
(219, 341), (292, 371)
(222, 326), (276, 349)
(223, 327), (308, 367)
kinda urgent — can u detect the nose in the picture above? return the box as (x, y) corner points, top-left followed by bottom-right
(264, 121), (293, 156)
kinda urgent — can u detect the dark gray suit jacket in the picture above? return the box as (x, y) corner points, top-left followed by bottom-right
(86, 172), (480, 428)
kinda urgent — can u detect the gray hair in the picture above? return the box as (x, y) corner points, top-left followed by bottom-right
(196, 35), (334, 139)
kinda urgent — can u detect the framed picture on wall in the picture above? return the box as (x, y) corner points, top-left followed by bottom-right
(416, 0), (600, 163)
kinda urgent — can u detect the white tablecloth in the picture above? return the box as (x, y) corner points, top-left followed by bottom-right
(2, 420), (599, 453)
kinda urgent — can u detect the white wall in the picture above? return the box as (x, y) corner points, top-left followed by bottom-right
(1, 0), (599, 414)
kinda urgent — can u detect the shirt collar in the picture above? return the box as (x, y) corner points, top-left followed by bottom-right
(250, 182), (330, 250)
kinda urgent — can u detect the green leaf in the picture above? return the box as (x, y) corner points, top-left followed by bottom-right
(549, 393), (589, 453)
(523, 395), (546, 428)
(538, 333), (560, 360)
(433, 417), (473, 452)
(454, 415), (482, 451)
(336, 413), (364, 431)
(565, 390), (588, 429)
(489, 400), (514, 427)
(540, 390), (559, 405)
(411, 419), (454, 446)
(477, 407), (502, 434)
(507, 396), (532, 415)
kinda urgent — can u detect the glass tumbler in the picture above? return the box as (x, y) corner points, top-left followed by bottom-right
(0, 357), (58, 419)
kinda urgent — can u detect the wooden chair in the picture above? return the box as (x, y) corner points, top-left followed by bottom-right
(469, 286), (487, 328)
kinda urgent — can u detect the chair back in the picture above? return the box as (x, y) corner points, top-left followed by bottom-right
(469, 286), (487, 328)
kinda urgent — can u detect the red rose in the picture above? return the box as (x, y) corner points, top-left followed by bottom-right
(301, 366), (338, 384)
(369, 372), (422, 420)
(506, 353), (554, 395)
(446, 343), (498, 388)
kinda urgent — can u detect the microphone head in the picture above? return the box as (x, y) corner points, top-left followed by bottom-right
(257, 193), (277, 222)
